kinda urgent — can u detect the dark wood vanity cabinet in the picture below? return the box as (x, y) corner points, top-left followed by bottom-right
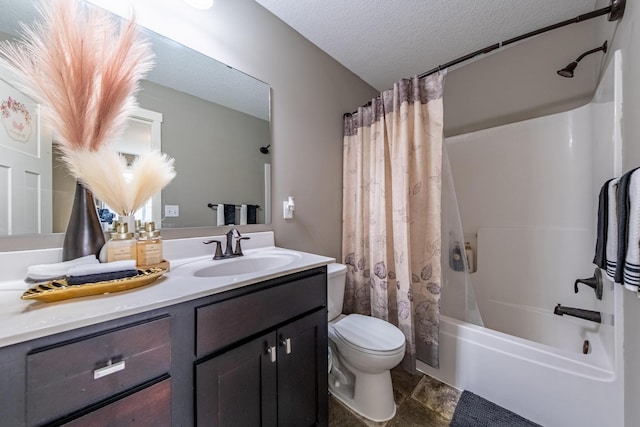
(0, 266), (328, 427)
(195, 269), (328, 427)
(195, 310), (327, 427)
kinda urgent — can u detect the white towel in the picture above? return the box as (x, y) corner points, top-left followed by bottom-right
(68, 260), (137, 277)
(624, 171), (640, 291)
(216, 203), (225, 226)
(240, 204), (248, 225)
(606, 178), (619, 281)
(26, 255), (99, 282)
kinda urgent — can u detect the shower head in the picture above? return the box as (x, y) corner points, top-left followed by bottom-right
(557, 41), (607, 78)
(260, 144), (270, 154)
(557, 62), (579, 78)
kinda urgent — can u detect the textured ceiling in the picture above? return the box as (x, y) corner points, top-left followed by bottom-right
(255, 0), (599, 91)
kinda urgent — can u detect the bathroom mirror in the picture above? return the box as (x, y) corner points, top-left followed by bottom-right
(0, 0), (271, 238)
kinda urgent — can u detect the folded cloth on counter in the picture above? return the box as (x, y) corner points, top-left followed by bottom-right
(606, 178), (619, 280)
(224, 204), (235, 225)
(67, 260), (137, 277)
(66, 269), (139, 285)
(624, 170), (640, 291)
(593, 178), (615, 269)
(216, 203), (225, 226)
(615, 167), (640, 284)
(26, 255), (99, 282)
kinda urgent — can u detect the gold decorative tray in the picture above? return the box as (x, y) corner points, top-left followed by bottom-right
(21, 268), (167, 303)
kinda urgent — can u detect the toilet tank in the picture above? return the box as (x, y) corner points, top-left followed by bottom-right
(327, 263), (347, 321)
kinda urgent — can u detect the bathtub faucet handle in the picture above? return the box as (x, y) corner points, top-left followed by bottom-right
(574, 268), (603, 300)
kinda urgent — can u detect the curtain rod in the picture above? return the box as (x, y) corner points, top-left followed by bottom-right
(344, 0), (625, 117)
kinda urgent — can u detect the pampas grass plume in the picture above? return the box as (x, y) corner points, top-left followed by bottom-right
(63, 148), (175, 216)
(127, 151), (176, 215)
(63, 148), (130, 215)
(0, 0), (154, 154)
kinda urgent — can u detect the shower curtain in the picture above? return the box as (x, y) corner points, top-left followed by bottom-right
(342, 72), (445, 370)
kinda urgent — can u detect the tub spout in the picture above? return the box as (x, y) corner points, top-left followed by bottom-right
(554, 304), (601, 323)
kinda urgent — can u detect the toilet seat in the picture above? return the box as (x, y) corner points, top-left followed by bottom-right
(332, 314), (405, 356)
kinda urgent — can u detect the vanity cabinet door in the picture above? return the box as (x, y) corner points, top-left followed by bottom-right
(277, 310), (328, 427)
(195, 332), (278, 427)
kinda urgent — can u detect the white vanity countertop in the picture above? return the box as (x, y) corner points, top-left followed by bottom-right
(0, 231), (334, 348)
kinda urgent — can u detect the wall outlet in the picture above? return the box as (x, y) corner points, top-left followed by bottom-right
(165, 205), (179, 217)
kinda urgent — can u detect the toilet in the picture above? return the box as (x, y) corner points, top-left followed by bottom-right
(327, 263), (406, 422)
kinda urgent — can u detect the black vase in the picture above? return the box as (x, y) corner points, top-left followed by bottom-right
(62, 182), (106, 261)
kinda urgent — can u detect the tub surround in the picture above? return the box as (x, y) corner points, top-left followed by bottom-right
(0, 231), (334, 348)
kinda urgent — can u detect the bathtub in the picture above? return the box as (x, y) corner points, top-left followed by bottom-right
(418, 303), (623, 427)
(420, 52), (624, 426)
(424, 226), (624, 426)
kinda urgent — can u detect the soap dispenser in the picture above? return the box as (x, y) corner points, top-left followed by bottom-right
(283, 196), (295, 219)
(100, 222), (137, 263)
(450, 241), (465, 272)
(137, 221), (163, 266)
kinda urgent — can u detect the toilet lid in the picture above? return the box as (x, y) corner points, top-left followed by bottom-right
(333, 314), (405, 352)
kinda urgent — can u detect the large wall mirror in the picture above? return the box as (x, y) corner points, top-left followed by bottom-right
(0, 0), (271, 239)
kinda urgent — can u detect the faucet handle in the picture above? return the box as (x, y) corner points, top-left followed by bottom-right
(234, 236), (251, 256)
(203, 240), (224, 259)
(574, 268), (603, 300)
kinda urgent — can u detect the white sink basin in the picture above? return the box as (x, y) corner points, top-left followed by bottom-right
(170, 249), (304, 279)
(193, 254), (298, 277)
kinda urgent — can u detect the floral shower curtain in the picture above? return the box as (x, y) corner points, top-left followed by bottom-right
(342, 72), (445, 370)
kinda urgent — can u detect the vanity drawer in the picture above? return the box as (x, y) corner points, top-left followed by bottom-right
(196, 272), (326, 357)
(26, 316), (171, 426)
(62, 378), (171, 426)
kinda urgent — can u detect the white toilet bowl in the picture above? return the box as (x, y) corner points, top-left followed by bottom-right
(326, 264), (406, 422)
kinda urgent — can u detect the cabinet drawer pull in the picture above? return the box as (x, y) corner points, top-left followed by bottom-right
(94, 360), (125, 379)
(282, 337), (292, 354)
(267, 346), (277, 363)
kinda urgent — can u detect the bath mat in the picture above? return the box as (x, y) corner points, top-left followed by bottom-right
(450, 391), (541, 427)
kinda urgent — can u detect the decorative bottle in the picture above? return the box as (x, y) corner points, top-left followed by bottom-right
(103, 222), (137, 263)
(137, 221), (163, 266)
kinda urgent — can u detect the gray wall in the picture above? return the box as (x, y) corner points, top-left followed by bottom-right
(444, 19), (598, 137)
(164, 0), (377, 259)
(138, 80), (270, 228)
(595, 1), (640, 425)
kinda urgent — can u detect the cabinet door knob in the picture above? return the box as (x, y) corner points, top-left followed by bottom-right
(281, 337), (292, 354)
(266, 345), (277, 363)
(93, 359), (125, 379)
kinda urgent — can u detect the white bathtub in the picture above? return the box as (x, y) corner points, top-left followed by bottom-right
(418, 305), (623, 427)
(430, 227), (623, 426)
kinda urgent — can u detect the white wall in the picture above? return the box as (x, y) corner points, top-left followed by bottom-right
(446, 106), (614, 351)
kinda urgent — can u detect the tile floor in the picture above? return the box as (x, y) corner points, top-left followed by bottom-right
(329, 368), (461, 427)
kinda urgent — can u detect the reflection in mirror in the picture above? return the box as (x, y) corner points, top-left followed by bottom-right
(0, 0), (271, 238)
